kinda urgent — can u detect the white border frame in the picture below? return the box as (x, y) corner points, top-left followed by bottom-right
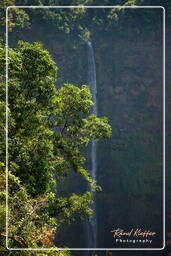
(6, 5), (165, 251)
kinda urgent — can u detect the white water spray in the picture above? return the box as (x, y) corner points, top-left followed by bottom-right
(86, 41), (97, 249)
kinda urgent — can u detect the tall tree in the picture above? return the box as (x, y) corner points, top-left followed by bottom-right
(0, 40), (111, 251)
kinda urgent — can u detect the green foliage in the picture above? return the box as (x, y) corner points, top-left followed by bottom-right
(52, 83), (111, 189)
(5, 0), (164, 43)
(0, 0), (168, 44)
(0, 40), (111, 250)
(0, 42), (58, 196)
(0, 1), (30, 41)
(55, 192), (93, 226)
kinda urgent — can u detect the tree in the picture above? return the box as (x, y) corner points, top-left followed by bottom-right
(0, 40), (111, 251)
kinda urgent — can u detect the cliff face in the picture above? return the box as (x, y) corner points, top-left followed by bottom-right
(95, 31), (163, 248)
(9, 11), (164, 248)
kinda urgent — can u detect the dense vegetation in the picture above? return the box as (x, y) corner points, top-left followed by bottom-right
(1, 0), (168, 42)
(0, 37), (111, 253)
(0, 0), (171, 255)
(0, 1), (112, 254)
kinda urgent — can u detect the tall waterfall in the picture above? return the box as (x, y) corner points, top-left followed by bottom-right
(86, 41), (97, 249)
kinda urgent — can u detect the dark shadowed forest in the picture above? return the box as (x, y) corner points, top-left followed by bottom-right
(0, 1), (170, 256)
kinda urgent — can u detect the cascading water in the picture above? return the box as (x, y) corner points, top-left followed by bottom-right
(86, 41), (97, 249)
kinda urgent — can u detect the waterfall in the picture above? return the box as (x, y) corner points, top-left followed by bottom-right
(86, 40), (97, 249)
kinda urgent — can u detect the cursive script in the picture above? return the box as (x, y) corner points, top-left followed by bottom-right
(111, 228), (156, 238)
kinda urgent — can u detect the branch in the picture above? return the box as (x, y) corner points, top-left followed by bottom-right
(0, 232), (27, 248)
(61, 119), (68, 134)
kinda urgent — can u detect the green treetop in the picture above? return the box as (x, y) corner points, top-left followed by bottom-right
(0, 41), (111, 251)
